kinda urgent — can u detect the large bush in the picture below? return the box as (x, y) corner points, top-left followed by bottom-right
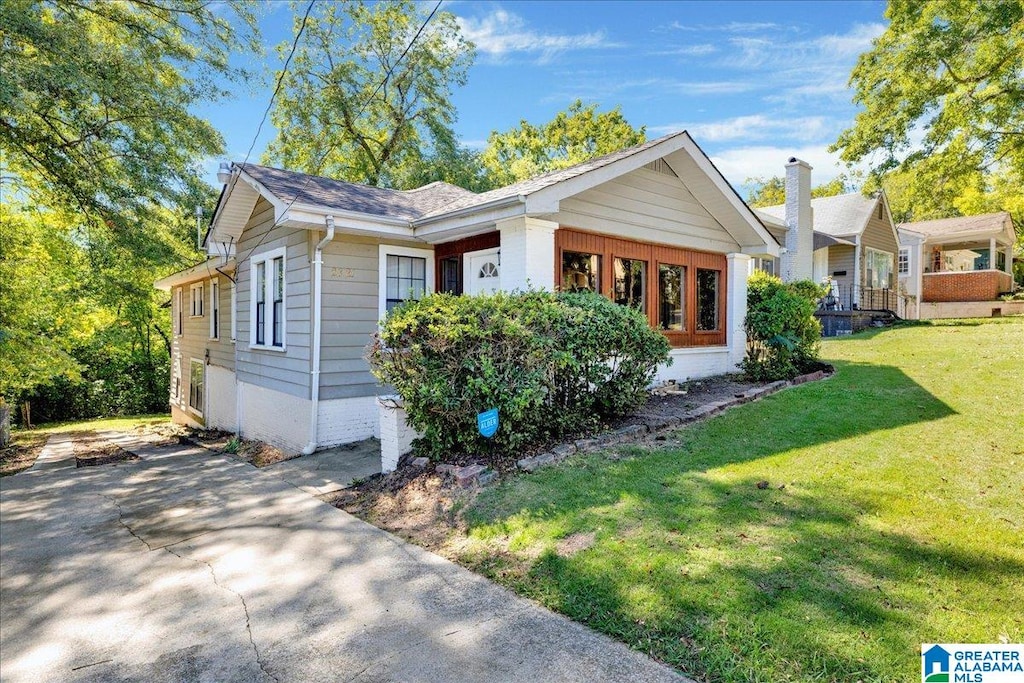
(742, 271), (826, 381)
(368, 290), (670, 459)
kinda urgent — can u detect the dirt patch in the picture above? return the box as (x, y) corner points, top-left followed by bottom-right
(72, 431), (139, 467)
(555, 531), (596, 557)
(0, 431), (48, 476)
(236, 439), (293, 468)
(614, 373), (761, 428)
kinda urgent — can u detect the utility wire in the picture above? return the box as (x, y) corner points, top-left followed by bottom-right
(233, 0), (444, 269)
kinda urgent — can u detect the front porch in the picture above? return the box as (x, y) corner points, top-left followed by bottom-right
(922, 270), (1014, 302)
(922, 237), (1015, 302)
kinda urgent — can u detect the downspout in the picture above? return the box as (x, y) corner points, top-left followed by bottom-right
(303, 217), (336, 455)
(853, 233), (862, 309)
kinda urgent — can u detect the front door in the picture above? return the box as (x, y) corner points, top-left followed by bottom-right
(464, 249), (500, 295)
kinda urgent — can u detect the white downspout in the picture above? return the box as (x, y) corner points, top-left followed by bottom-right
(303, 217), (335, 455)
(853, 233), (862, 309)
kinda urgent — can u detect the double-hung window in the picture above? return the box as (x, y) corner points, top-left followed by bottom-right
(379, 245), (434, 319)
(209, 279), (220, 339)
(175, 288), (184, 336)
(251, 247), (286, 350)
(190, 282), (204, 317)
(188, 359), (204, 416)
(897, 248), (909, 276)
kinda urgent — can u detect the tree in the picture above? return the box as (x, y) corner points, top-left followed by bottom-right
(0, 0), (259, 259)
(830, 0), (1023, 195)
(264, 0), (474, 188)
(745, 173), (861, 208)
(481, 100), (646, 186)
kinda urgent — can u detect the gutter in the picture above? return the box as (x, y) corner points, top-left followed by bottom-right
(303, 217), (335, 455)
(853, 233), (862, 307)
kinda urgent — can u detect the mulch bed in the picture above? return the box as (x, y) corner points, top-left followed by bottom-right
(72, 431), (139, 467)
(0, 432), (48, 477)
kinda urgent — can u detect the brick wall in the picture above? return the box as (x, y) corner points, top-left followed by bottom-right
(922, 271), (1014, 302)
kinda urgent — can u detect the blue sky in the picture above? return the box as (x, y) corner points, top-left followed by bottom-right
(198, 0), (888, 193)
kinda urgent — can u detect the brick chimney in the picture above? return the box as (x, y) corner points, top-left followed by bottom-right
(782, 157), (814, 282)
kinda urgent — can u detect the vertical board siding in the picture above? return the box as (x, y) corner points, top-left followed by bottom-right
(556, 228), (728, 347)
(828, 245), (856, 294)
(235, 197), (312, 399)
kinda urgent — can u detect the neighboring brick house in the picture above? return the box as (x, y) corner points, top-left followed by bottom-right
(896, 212), (1018, 319)
(156, 131), (779, 470)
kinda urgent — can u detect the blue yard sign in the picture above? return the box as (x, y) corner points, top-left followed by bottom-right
(477, 408), (499, 438)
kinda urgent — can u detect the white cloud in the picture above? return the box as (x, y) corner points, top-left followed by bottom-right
(710, 144), (848, 186)
(651, 44), (718, 57)
(649, 114), (833, 143)
(457, 9), (614, 64)
(659, 20), (794, 33)
(539, 77), (754, 105)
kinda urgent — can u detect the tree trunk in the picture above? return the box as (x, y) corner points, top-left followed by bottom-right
(0, 401), (10, 448)
(21, 401), (32, 429)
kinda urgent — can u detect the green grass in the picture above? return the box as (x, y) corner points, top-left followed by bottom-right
(23, 413), (171, 435)
(452, 319), (1024, 682)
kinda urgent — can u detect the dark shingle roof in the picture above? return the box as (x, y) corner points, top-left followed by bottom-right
(237, 163), (478, 221)
(236, 131), (688, 224)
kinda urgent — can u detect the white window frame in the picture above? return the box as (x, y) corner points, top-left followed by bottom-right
(175, 287), (184, 336)
(378, 244), (435, 322)
(250, 247), (287, 351)
(898, 248), (909, 276)
(188, 358), (204, 417)
(865, 247), (895, 289)
(190, 282), (204, 317)
(209, 278), (220, 340)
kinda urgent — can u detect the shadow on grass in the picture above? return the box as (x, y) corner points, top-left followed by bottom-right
(459, 361), (1006, 682)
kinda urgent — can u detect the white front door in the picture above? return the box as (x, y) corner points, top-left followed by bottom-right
(465, 248), (500, 295)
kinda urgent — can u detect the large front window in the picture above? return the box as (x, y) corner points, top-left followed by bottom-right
(866, 248), (894, 288)
(613, 257), (646, 311)
(696, 269), (720, 331)
(658, 264), (685, 331)
(379, 245), (435, 320)
(251, 247), (286, 349)
(562, 251), (600, 292)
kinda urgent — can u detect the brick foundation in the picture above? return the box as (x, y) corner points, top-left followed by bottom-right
(922, 271), (1014, 302)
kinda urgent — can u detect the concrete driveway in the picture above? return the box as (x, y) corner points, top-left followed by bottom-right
(0, 433), (688, 682)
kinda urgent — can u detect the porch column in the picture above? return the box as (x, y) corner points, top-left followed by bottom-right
(990, 238), (997, 271)
(1006, 244), (1015, 275)
(496, 216), (557, 292)
(726, 253), (752, 368)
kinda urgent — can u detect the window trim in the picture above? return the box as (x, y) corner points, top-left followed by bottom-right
(378, 244), (435, 321)
(187, 357), (204, 418)
(189, 282), (204, 318)
(897, 247), (909, 276)
(175, 287), (184, 336)
(209, 278), (220, 340)
(250, 246), (287, 352)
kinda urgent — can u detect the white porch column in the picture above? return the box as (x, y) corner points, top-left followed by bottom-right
(378, 396), (420, 473)
(990, 238), (997, 271)
(1006, 244), (1014, 274)
(496, 216), (557, 292)
(726, 253), (752, 368)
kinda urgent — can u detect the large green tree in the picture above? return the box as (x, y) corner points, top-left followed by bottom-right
(830, 0), (1023, 208)
(481, 100), (646, 186)
(745, 173), (862, 208)
(264, 0), (475, 188)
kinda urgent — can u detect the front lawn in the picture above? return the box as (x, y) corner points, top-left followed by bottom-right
(448, 319), (1024, 682)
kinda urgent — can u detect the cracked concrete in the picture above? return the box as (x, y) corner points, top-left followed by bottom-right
(1, 433), (690, 683)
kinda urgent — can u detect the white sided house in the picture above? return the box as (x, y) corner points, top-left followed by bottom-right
(156, 132), (779, 470)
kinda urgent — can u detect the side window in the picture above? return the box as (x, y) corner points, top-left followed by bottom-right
(613, 257), (647, 311)
(190, 282), (204, 317)
(251, 248), (286, 350)
(209, 279), (220, 339)
(379, 246), (434, 320)
(561, 251), (601, 293)
(188, 359), (204, 415)
(696, 268), (721, 332)
(658, 264), (686, 331)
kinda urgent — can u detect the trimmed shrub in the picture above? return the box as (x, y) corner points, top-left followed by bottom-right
(368, 290), (670, 459)
(742, 271), (826, 381)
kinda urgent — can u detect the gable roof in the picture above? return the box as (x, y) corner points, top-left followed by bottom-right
(758, 192), (880, 237)
(897, 211), (1014, 240)
(236, 163), (477, 221)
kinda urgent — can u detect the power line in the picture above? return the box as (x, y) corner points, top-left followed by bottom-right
(232, 0), (444, 269)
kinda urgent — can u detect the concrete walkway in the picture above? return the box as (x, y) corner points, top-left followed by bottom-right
(0, 433), (689, 683)
(263, 438), (381, 496)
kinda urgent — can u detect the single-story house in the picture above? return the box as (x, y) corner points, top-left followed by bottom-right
(897, 212), (1017, 319)
(156, 131), (781, 470)
(754, 162), (903, 314)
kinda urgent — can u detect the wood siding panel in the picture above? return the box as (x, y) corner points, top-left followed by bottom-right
(235, 197), (311, 400)
(828, 245), (856, 294)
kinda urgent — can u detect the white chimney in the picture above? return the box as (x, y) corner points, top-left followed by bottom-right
(782, 157), (814, 282)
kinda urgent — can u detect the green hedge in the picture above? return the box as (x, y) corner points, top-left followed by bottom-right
(368, 290), (670, 459)
(742, 271), (827, 381)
